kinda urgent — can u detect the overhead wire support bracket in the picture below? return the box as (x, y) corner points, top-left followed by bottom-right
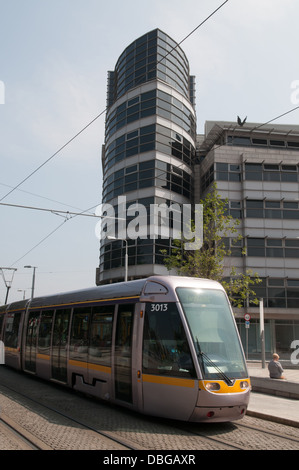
(0, 267), (17, 304)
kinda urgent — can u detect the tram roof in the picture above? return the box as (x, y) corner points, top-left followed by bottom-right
(29, 278), (148, 309)
(2, 276), (223, 311)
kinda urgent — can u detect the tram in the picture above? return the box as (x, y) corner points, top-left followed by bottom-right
(0, 276), (250, 422)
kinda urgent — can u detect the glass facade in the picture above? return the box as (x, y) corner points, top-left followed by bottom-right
(97, 29), (196, 284)
(107, 29), (191, 107)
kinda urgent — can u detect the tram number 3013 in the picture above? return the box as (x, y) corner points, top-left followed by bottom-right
(150, 303), (168, 311)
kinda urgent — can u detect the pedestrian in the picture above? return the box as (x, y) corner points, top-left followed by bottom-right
(268, 353), (285, 379)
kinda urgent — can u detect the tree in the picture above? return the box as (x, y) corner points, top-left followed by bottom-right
(162, 183), (261, 307)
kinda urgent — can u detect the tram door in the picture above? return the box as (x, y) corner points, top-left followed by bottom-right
(51, 309), (71, 382)
(114, 304), (135, 403)
(24, 310), (40, 372)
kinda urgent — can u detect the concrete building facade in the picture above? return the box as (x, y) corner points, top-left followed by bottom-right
(197, 121), (299, 359)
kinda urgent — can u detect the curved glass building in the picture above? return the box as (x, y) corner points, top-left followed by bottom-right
(96, 29), (197, 284)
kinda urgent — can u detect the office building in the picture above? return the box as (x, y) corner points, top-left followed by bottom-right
(197, 120), (299, 358)
(96, 29), (196, 285)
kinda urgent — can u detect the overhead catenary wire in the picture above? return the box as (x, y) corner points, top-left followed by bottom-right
(6, 97), (299, 269)
(4, 0), (299, 270)
(0, 201), (99, 218)
(2, 105), (299, 220)
(254, 105), (299, 130)
(9, 203), (100, 267)
(0, 110), (106, 203)
(209, 104), (299, 154)
(0, 0), (230, 204)
(10, 220), (67, 267)
(0, 181), (95, 214)
(1, 1), (232, 273)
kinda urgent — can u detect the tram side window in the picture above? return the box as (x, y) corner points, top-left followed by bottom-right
(4, 312), (22, 348)
(142, 302), (195, 378)
(25, 311), (40, 372)
(52, 309), (70, 349)
(70, 307), (91, 355)
(38, 311), (54, 353)
(52, 308), (71, 382)
(89, 305), (114, 365)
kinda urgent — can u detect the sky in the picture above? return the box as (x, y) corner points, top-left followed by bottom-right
(0, 0), (299, 303)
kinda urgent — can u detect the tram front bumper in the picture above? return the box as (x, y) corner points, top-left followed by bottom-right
(189, 379), (251, 422)
(190, 403), (248, 422)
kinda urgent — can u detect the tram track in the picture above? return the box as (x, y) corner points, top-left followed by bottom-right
(175, 414), (299, 451)
(0, 377), (249, 451)
(1, 370), (299, 450)
(0, 378), (248, 451)
(236, 417), (299, 445)
(0, 381), (142, 451)
(0, 413), (46, 450)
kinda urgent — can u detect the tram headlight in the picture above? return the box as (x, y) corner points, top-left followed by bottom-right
(205, 382), (221, 391)
(240, 381), (249, 389)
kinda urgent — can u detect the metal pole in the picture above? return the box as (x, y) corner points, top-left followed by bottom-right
(1, 267), (17, 304)
(31, 267), (36, 299)
(24, 266), (37, 299)
(260, 298), (266, 368)
(5, 286), (11, 304)
(246, 327), (248, 360)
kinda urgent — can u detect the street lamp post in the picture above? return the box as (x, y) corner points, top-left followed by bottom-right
(259, 298), (266, 368)
(24, 265), (37, 299)
(107, 237), (128, 282)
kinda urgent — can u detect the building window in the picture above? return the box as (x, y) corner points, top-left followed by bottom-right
(245, 162), (299, 182)
(227, 135), (299, 150)
(245, 199), (299, 219)
(104, 122), (195, 172)
(245, 238), (299, 259)
(103, 158), (192, 203)
(231, 277), (299, 309)
(215, 162), (242, 182)
(200, 165), (214, 192)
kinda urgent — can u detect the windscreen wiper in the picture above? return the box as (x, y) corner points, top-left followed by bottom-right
(196, 341), (233, 386)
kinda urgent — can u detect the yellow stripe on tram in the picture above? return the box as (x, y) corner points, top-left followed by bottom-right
(68, 359), (111, 374)
(142, 374), (195, 388)
(37, 353), (50, 361)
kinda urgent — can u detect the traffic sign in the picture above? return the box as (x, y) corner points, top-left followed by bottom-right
(244, 314), (251, 321)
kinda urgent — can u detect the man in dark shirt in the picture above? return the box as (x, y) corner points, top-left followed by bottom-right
(268, 353), (285, 379)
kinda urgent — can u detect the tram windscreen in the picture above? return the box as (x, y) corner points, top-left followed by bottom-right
(177, 288), (247, 380)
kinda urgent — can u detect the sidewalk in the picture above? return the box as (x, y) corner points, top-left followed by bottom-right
(247, 362), (299, 427)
